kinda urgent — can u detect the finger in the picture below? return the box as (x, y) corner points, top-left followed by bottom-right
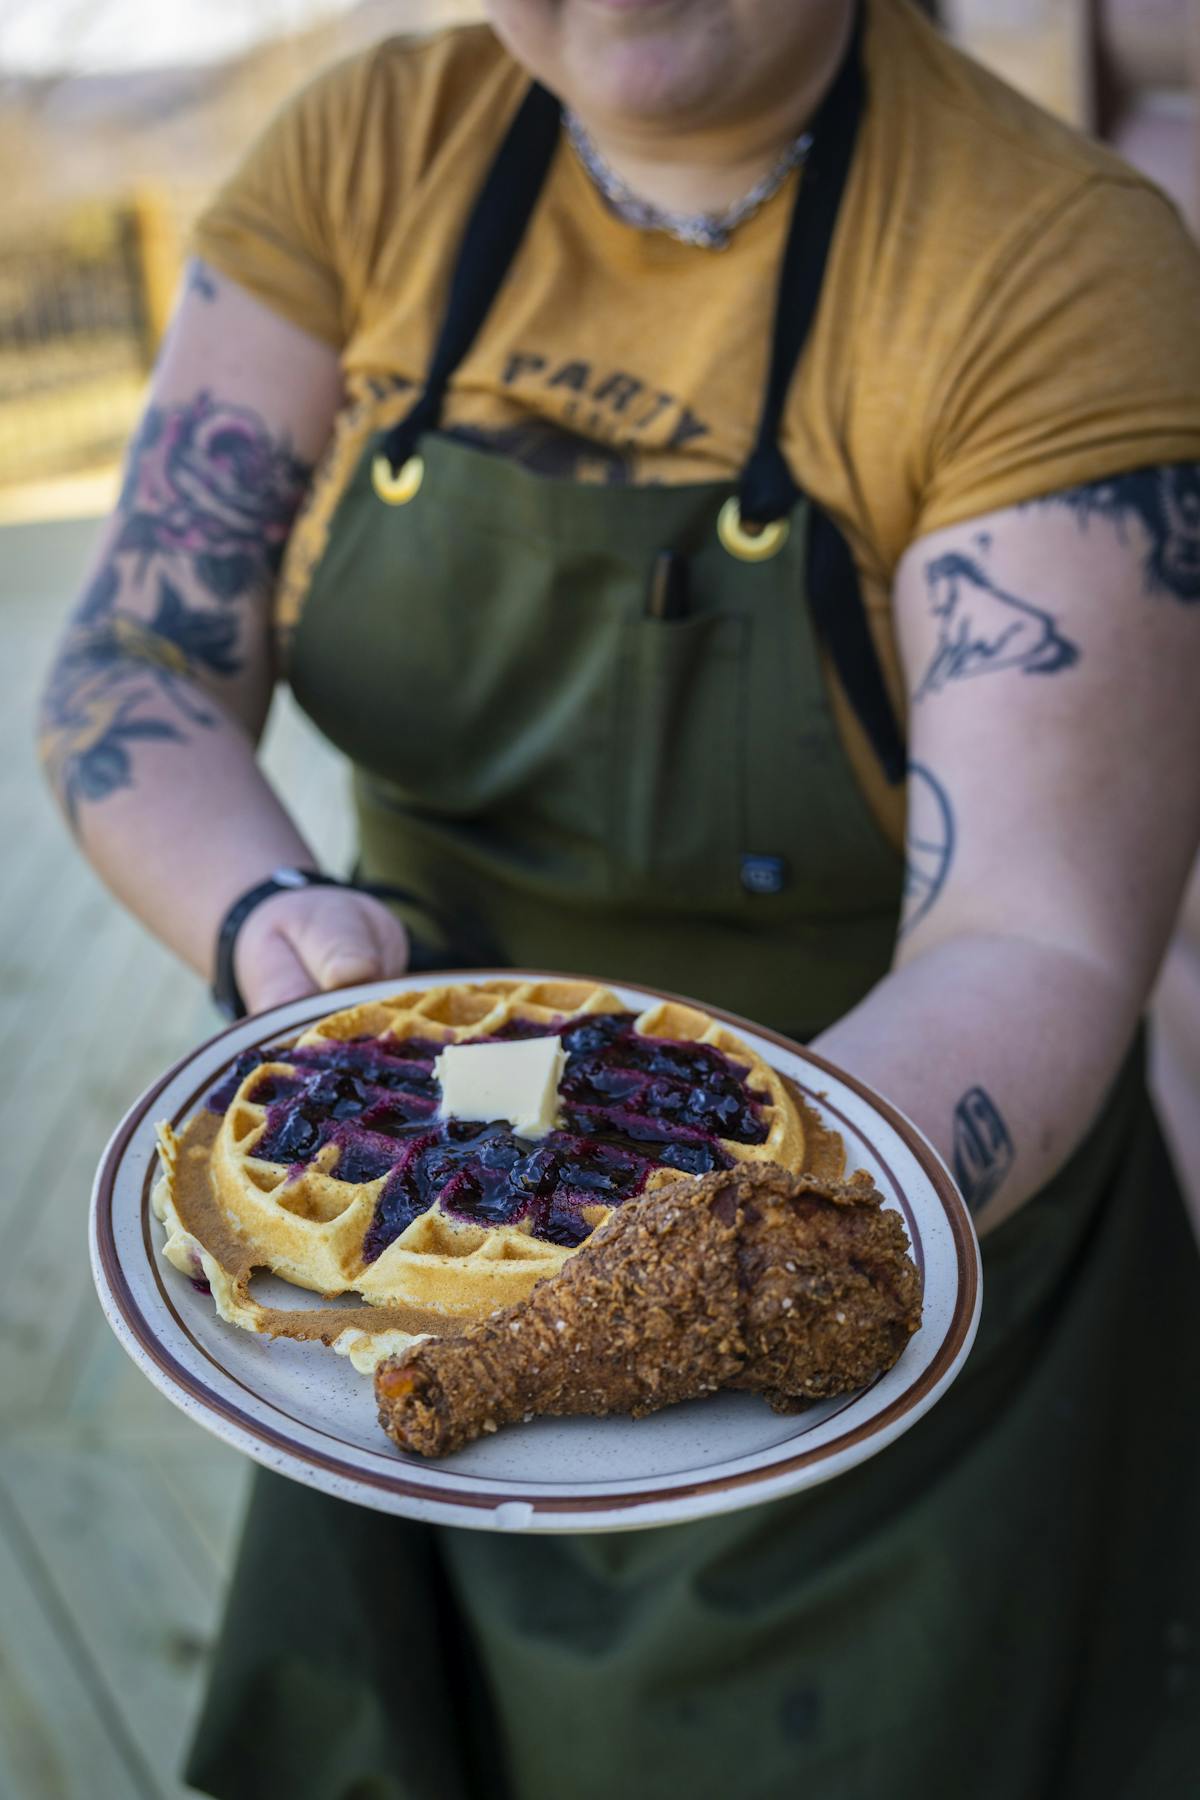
(293, 901), (388, 992)
(364, 902), (411, 975)
(238, 924), (320, 1015)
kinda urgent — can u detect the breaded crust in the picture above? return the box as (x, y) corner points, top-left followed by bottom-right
(376, 1163), (922, 1457)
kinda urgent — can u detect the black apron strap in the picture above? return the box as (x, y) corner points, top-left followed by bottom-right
(380, 80), (562, 473)
(736, 3), (907, 786)
(380, 7), (906, 784)
(807, 505), (908, 783)
(737, 5), (867, 530)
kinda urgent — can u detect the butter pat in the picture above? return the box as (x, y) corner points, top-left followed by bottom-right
(434, 1036), (565, 1139)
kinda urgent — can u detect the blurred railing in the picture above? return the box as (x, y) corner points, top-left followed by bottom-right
(0, 192), (186, 491)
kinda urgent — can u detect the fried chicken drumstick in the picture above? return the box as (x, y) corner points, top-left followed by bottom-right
(376, 1163), (923, 1457)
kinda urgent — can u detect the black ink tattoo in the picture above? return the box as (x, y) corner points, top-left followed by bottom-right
(900, 763), (954, 937)
(188, 261), (219, 302)
(952, 1087), (1014, 1214)
(916, 551), (1079, 699)
(39, 391), (311, 827)
(1029, 464), (1200, 603)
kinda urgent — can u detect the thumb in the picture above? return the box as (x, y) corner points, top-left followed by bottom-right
(292, 901), (388, 992)
(236, 923), (320, 1016)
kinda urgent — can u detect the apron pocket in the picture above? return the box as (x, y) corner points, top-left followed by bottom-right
(610, 611), (746, 905)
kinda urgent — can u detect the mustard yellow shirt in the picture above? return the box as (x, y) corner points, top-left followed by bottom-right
(193, 0), (1200, 839)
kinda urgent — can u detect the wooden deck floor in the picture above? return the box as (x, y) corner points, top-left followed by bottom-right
(0, 518), (354, 1799)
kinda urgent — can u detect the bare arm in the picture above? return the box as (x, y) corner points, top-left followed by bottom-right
(38, 261), (410, 1010)
(813, 467), (1200, 1232)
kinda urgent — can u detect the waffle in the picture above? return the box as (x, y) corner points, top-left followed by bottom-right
(154, 979), (839, 1370)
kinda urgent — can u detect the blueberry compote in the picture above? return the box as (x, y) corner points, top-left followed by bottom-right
(556, 1011), (769, 1146)
(206, 1048), (272, 1113)
(212, 1014), (769, 1263)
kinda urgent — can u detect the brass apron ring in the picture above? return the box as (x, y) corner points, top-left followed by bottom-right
(372, 453), (425, 506)
(717, 496), (790, 562)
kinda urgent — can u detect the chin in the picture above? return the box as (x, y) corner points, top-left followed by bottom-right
(577, 42), (721, 118)
(489, 0), (735, 123)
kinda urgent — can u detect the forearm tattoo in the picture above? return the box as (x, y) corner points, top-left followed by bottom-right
(916, 549), (1078, 700)
(952, 1086), (1014, 1214)
(1028, 463), (1200, 603)
(900, 762), (954, 937)
(39, 392), (310, 828)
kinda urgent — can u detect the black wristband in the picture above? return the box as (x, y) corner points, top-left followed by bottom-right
(210, 868), (349, 1021)
(211, 870), (491, 1020)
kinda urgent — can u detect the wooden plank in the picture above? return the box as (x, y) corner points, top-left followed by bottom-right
(49, 1287), (207, 1434)
(0, 935), (211, 1416)
(143, 1436), (249, 1583)
(0, 623), (96, 933)
(1, 1431), (233, 1797)
(48, 1305), (248, 1584)
(0, 1469), (165, 1800)
(0, 518), (103, 604)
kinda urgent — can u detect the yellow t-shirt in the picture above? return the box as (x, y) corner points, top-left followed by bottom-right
(193, 0), (1200, 842)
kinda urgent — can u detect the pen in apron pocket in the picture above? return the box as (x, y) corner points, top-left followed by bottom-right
(645, 549), (690, 621)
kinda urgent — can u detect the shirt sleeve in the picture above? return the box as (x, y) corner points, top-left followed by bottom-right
(915, 176), (1200, 535)
(189, 52), (382, 348)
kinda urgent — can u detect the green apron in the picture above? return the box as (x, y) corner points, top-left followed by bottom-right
(188, 22), (1200, 1799)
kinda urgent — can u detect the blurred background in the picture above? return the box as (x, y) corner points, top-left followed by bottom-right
(0, 0), (481, 519)
(0, 3), (1196, 1795)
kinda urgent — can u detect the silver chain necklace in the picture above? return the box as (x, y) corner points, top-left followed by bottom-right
(564, 109), (812, 251)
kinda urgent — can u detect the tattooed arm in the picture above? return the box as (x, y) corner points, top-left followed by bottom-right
(38, 262), (410, 1008)
(814, 467), (1200, 1232)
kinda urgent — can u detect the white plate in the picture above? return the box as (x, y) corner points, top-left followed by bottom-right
(90, 971), (981, 1533)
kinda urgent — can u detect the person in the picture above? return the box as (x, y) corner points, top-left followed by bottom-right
(38, 1), (1200, 1794)
(1092, 0), (1200, 1227)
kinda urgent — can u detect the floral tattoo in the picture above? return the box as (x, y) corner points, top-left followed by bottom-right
(116, 392), (308, 598)
(39, 392), (311, 828)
